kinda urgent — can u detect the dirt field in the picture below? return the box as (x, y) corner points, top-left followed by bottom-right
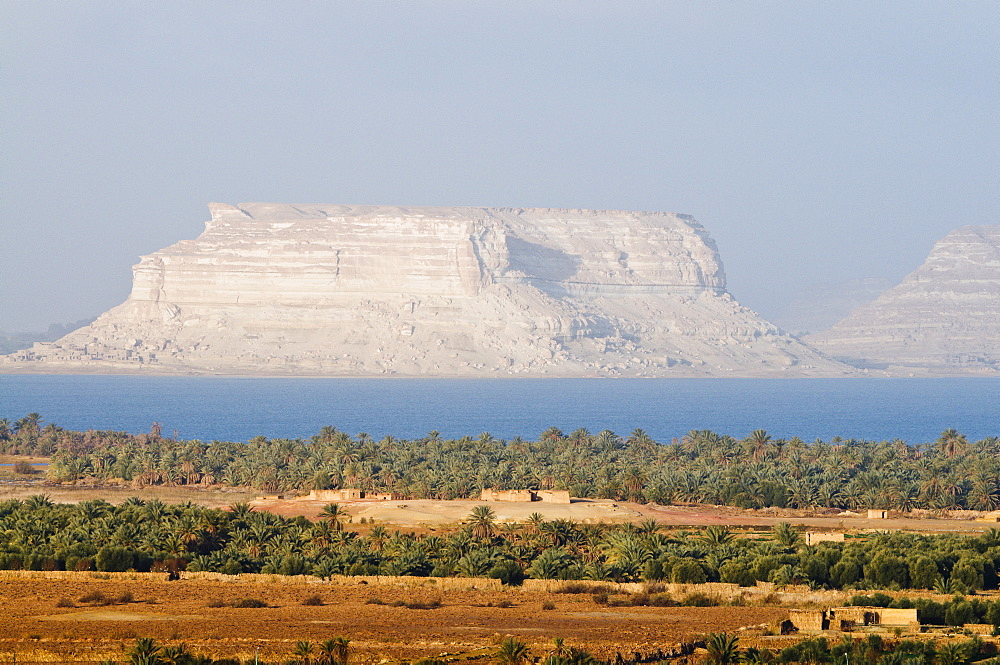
(0, 572), (789, 664)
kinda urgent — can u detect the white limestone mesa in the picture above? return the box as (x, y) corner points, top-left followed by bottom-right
(3, 203), (854, 377)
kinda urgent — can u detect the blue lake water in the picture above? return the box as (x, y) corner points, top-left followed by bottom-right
(0, 375), (997, 444)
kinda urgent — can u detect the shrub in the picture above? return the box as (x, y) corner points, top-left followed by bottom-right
(206, 598), (228, 608)
(231, 598), (269, 608)
(850, 593), (892, 608)
(117, 591), (134, 604)
(365, 597), (387, 605)
(592, 592), (609, 605)
(541, 601), (556, 611)
(671, 560), (707, 584)
(632, 593), (652, 606)
(404, 598), (442, 610)
(95, 546), (134, 573)
(556, 582), (609, 594)
(681, 592), (717, 607)
(12, 461), (37, 475)
(55, 597), (75, 608)
(489, 560), (525, 586)
(495, 599), (514, 608)
(649, 593), (678, 607)
(79, 591), (109, 605)
(302, 595), (324, 606)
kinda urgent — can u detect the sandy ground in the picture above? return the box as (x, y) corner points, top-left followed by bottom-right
(252, 497), (644, 525)
(0, 573), (788, 664)
(634, 503), (1000, 534)
(250, 497), (1000, 535)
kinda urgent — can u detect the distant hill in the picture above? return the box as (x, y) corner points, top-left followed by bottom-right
(0, 318), (95, 355)
(806, 226), (1000, 374)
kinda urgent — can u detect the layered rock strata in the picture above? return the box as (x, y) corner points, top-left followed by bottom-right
(4, 203), (852, 376)
(806, 226), (1000, 373)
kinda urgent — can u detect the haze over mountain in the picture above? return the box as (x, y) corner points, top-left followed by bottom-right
(806, 226), (1000, 374)
(1, 204), (851, 377)
(773, 278), (894, 337)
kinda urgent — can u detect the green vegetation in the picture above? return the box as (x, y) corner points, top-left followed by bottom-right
(2, 417), (998, 512)
(7, 493), (1000, 594)
(96, 632), (1000, 665)
(98, 634), (350, 664)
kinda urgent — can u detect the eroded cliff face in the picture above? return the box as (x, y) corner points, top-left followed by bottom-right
(4, 204), (851, 376)
(806, 226), (1000, 374)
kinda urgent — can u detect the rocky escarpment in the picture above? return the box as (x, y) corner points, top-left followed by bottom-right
(3, 203), (852, 376)
(806, 226), (1000, 374)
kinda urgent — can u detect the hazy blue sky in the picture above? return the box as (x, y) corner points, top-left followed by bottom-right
(2, 1), (998, 332)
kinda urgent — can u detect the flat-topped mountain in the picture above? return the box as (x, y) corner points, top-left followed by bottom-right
(806, 225), (1000, 374)
(3, 203), (851, 376)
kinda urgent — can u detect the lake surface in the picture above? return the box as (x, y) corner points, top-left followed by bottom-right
(0, 375), (997, 444)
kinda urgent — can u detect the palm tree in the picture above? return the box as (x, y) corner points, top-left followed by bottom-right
(159, 644), (191, 665)
(522, 512), (546, 537)
(318, 637), (350, 665)
(622, 468), (648, 501)
(706, 632), (740, 665)
(549, 638), (570, 660)
(746, 429), (772, 460)
(636, 518), (661, 535)
(468, 505), (497, 540)
(17, 413), (43, 436)
(936, 641), (969, 665)
(937, 429), (968, 459)
(294, 640), (314, 665)
(627, 428), (656, 454)
(319, 503), (347, 532)
(496, 637), (531, 665)
(772, 522), (801, 548)
(127, 637), (162, 665)
(698, 525), (734, 547)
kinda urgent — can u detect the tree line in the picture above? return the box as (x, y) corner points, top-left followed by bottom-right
(8, 494), (1000, 595)
(1, 414), (997, 512)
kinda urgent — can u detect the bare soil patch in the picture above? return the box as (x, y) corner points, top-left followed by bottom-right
(633, 503), (1000, 534)
(251, 497), (643, 526)
(249, 496), (999, 535)
(39, 609), (204, 622)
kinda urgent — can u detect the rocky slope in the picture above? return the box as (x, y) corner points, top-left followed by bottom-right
(806, 226), (1000, 373)
(3, 203), (851, 376)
